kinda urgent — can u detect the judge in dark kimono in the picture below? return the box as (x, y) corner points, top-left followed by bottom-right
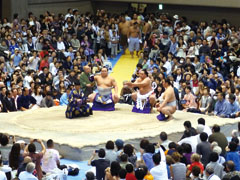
(65, 82), (92, 119)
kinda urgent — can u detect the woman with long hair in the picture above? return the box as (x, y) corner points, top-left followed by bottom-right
(9, 143), (23, 170)
(32, 84), (43, 106)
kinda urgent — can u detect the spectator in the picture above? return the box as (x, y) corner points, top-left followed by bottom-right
(206, 152), (224, 179)
(40, 91), (55, 108)
(186, 153), (204, 177)
(170, 152), (186, 180)
(17, 87), (37, 111)
(115, 139), (124, 156)
(150, 153), (168, 180)
(191, 166), (202, 180)
(226, 141), (240, 171)
(205, 166), (220, 180)
(142, 143), (155, 170)
(124, 144), (137, 166)
(105, 140), (118, 163)
(181, 121), (197, 139)
(23, 139), (46, 180)
(0, 134), (15, 165)
(18, 162), (38, 180)
(222, 161), (240, 180)
(159, 131), (172, 150)
(196, 132), (212, 167)
(125, 164), (137, 180)
(197, 118), (212, 136)
(208, 124), (228, 155)
(88, 148), (110, 180)
(9, 143), (23, 170)
(214, 92), (231, 117)
(42, 139), (60, 173)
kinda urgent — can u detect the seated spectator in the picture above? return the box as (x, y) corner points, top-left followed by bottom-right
(178, 130), (198, 153)
(222, 161), (240, 180)
(9, 143), (24, 170)
(40, 91), (55, 108)
(159, 131), (172, 150)
(197, 118), (212, 136)
(205, 166), (220, 180)
(206, 152), (224, 179)
(17, 156), (32, 177)
(150, 153), (168, 180)
(191, 166), (202, 180)
(186, 153), (204, 177)
(105, 140), (118, 163)
(23, 139), (46, 180)
(226, 141), (240, 171)
(181, 121), (197, 139)
(208, 124), (228, 155)
(214, 92), (231, 117)
(119, 154), (131, 169)
(199, 87), (213, 114)
(115, 139), (124, 156)
(18, 162), (37, 180)
(42, 139), (60, 173)
(85, 171), (95, 180)
(123, 144), (137, 167)
(105, 161), (121, 180)
(166, 142), (177, 156)
(170, 152), (186, 180)
(134, 167), (146, 180)
(228, 94), (240, 118)
(196, 132), (212, 167)
(17, 87), (37, 111)
(119, 168), (127, 180)
(88, 148), (110, 180)
(211, 142), (225, 164)
(0, 134), (15, 165)
(142, 143), (155, 170)
(59, 87), (71, 106)
(1, 90), (17, 112)
(182, 86), (198, 112)
(125, 164), (137, 180)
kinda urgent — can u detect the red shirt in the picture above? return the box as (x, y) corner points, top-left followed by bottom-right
(126, 173), (137, 180)
(39, 60), (49, 71)
(189, 161), (204, 173)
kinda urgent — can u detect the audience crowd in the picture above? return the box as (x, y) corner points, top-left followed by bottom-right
(1, 6), (240, 180)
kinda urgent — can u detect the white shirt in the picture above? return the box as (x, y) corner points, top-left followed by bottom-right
(163, 61), (172, 75)
(150, 162), (168, 180)
(57, 41), (65, 51)
(42, 148), (60, 173)
(23, 75), (33, 89)
(0, 171), (7, 180)
(207, 174), (221, 180)
(19, 171), (38, 180)
(28, 56), (40, 70)
(178, 136), (198, 153)
(204, 125), (212, 136)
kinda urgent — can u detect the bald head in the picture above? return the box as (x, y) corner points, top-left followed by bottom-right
(83, 66), (91, 74)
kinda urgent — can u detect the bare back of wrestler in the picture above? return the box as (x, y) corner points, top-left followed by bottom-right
(126, 69), (155, 107)
(156, 78), (176, 120)
(88, 67), (119, 104)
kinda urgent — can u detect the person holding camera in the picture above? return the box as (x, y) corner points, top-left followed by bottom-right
(23, 139), (46, 180)
(88, 148), (110, 180)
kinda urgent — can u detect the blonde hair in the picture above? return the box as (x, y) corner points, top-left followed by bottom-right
(191, 153), (200, 162)
(171, 152), (181, 162)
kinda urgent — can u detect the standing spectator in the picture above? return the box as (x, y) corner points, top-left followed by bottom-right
(88, 149), (110, 180)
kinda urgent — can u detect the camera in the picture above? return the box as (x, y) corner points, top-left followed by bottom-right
(95, 150), (99, 153)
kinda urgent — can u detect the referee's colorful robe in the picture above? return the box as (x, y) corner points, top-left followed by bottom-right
(65, 89), (92, 119)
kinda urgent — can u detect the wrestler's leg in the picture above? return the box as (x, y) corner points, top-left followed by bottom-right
(132, 92), (137, 102)
(88, 93), (96, 103)
(113, 94), (119, 104)
(161, 106), (176, 120)
(149, 94), (156, 108)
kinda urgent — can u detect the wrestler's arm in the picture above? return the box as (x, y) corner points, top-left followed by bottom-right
(112, 77), (118, 95)
(131, 78), (149, 88)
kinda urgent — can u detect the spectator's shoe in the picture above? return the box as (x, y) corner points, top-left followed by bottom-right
(157, 112), (166, 121)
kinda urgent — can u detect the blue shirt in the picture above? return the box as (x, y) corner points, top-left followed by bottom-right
(17, 95), (36, 110)
(226, 151), (240, 171)
(60, 93), (69, 106)
(169, 42), (178, 56)
(143, 153), (154, 170)
(214, 99), (231, 117)
(229, 101), (240, 115)
(13, 54), (22, 67)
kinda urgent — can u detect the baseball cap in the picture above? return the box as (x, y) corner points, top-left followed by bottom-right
(115, 139), (124, 148)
